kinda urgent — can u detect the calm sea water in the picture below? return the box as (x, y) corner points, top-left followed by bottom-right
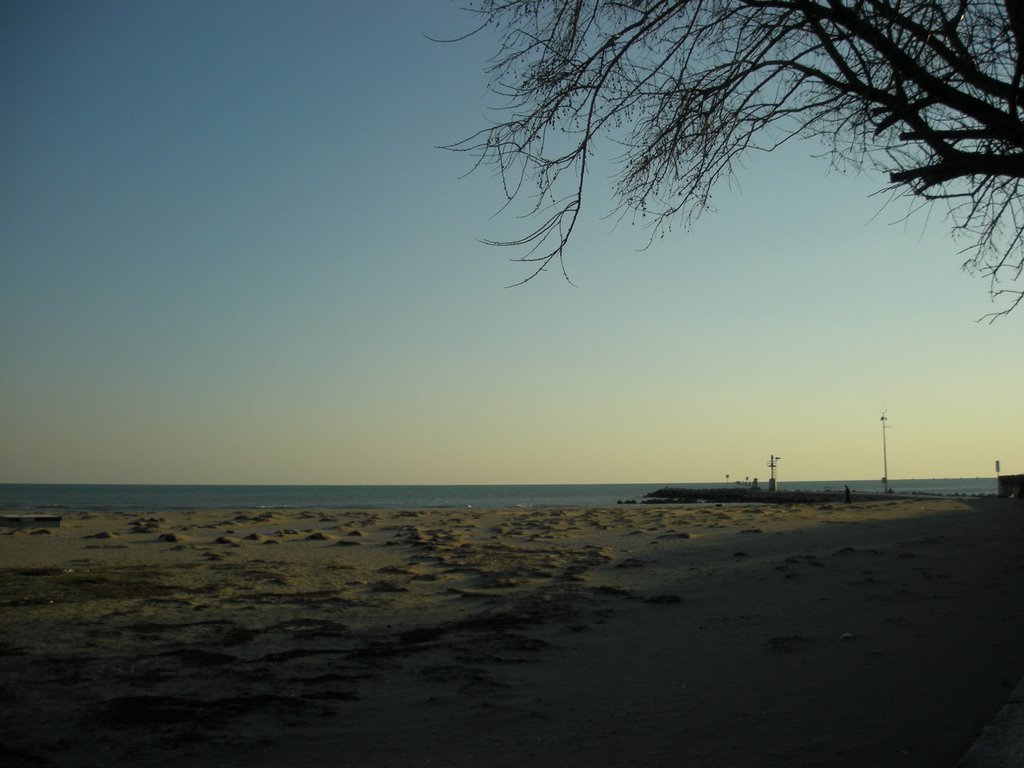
(0, 478), (999, 512)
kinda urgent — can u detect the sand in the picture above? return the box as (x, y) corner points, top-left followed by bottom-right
(1, 497), (1023, 767)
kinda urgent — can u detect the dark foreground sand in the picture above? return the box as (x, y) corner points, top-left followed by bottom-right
(1, 497), (1022, 767)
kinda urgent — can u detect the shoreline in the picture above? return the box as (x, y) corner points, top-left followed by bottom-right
(0, 478), (1001, 513)
(2, 498), (1023, 767)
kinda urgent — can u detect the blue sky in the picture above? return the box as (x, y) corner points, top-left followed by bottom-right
(2, 0), (1021, 485)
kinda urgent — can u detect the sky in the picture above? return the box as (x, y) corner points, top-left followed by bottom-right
(1, 0), (1021, 486)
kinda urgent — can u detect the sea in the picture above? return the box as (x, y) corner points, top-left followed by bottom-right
(0, 478), (999, 512)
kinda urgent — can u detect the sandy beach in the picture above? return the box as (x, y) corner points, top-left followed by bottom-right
(2, 497), (1023, 767)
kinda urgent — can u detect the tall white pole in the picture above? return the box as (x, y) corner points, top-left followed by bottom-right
(880, 412), (890, 493)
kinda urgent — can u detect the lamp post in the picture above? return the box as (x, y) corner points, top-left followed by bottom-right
(768, 454), (781, 492)
(880, 412), (890, 493)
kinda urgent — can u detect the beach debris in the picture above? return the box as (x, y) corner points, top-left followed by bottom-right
(840, 632), (856, 641)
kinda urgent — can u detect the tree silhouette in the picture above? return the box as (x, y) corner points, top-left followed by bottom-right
(449, 0), (1024, 317)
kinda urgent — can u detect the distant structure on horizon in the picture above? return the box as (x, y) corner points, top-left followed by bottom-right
(767, 455), (781, 492)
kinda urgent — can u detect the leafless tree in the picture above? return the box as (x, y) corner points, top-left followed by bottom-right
(447, 0), (1024, 317)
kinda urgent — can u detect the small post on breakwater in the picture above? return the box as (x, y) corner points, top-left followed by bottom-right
(767, 454), (781, 491)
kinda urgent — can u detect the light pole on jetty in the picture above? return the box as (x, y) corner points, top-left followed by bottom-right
(880, 412), (891, 493)
(767, 455), (781, 491)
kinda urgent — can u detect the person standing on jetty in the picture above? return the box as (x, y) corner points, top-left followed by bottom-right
(844, 485), (852, 504)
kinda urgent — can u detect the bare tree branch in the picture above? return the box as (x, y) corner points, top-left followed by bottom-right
(447, 0), (1024, 317)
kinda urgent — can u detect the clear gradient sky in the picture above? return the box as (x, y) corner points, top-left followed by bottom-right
(1, 0), (1021, 486)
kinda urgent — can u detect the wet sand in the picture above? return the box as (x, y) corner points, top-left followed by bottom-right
(2, 498), (1022, 767)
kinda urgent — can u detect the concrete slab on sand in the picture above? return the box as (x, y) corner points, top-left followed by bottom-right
(958, 676), (1024, 767)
